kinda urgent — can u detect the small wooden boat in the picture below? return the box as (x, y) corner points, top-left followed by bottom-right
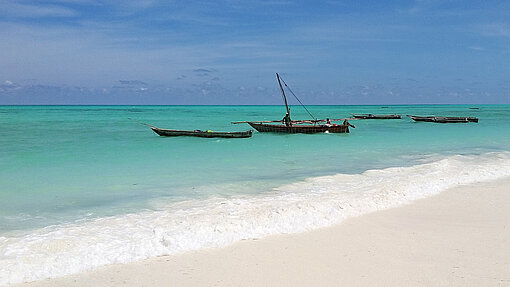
(151, 127), (253, 138)
(407, 115), (436, 122)
(434, 117), (469, 123)
(233, 73), (353, 134)
(407, 115), (478, 123)
(351, 114), (401, 119)
(437, 116), (478, 123)
(246, 122), (349, 133)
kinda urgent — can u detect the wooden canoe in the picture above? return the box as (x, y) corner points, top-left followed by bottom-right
(352, 114), (401, 119)
(407, 115), (478, 123)
(234, 74), (353, 134)
(151, 127), (253, 138)
(407, 115), (437, 122)
(438, 116), (478, 123)
(247, 122), (350, 134)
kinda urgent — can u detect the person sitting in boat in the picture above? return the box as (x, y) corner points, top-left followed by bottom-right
(325, 118), (332, 127)
(282, 113), (292, 127)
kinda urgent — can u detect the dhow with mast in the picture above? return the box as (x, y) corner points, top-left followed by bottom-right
(233, 73), (354, 134)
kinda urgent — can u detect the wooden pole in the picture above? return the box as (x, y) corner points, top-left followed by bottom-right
(231, 120), (283, 124)
(276, 73), (291, 118)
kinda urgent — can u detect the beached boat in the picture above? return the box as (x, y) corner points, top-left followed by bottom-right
(408, 115), (478, 123)
(151, 127), (253, 138)
(233, 73), (354, 134)
(352, 114), (401, 119)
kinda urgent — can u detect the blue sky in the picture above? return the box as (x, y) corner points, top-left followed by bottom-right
(0, 0), (509, 104)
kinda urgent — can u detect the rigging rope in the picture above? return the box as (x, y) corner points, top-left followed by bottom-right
(280, 77), (316, 120)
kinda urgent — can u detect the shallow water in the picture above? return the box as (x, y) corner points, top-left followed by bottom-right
(1, 105), (509, 285)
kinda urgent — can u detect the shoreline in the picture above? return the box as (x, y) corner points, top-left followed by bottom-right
(19, 176), (510, 287)
(3, 152), (510, 285)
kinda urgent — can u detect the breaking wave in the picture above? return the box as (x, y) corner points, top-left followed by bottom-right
(1, 151), (510, 285)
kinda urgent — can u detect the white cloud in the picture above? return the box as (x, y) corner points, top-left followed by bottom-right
(474, 23), (510, 38)
(468, 46), (485, 51)
(1, 1), (76, 18)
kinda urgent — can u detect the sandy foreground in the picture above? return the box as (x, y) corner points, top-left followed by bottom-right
(20, 177), (510, 287)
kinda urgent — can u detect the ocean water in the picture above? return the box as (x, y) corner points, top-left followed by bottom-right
(1, 104), (510, 285)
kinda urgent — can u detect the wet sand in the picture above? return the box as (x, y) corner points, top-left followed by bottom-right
(21, 177), (510, 287)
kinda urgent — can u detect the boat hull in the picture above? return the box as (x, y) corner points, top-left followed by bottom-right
(152, 127), (253, 138)
(247, 123), (349, 134)
(408, 115), (478, 123)
(439, 116), (478, 123)
(408, 115), (436, 122)
(434, 117), (468, 123)
(352, 114), (401, 119)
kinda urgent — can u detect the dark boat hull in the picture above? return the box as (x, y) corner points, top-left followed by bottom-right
(439, 116), (478, 123)
(152, 127), (253, 138)
(434, 117), (468, 123)
(408, 115), (437, 122)
(247, 123), (349, 133)
(408, 115), (478, 123)
(352, 114), (401, 119)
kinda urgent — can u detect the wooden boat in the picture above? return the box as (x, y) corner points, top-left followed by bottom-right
(232, 73), (353, 134)
(407, 115), (478, 123)
(437, 116), (478, 123)
(434, 117), (468, 123)
(151, 127), (253, 138)
(246, 122), (349, 133)
(407, 115), (436, 122)
(352, 114), (401, 119)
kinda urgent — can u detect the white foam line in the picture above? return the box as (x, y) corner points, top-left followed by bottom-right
(1, 151), (510, 286)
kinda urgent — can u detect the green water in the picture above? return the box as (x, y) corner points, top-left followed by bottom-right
(1, 105), (509, 233)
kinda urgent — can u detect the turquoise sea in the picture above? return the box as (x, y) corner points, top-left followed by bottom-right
(1, 104), (510, 284)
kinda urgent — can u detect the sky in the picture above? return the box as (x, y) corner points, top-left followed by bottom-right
(0, 0), (509, 105)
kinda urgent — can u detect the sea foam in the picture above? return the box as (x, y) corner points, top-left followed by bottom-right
(1, 151), (510, 285)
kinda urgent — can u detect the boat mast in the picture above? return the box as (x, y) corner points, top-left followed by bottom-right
(276, 73), (291, 118)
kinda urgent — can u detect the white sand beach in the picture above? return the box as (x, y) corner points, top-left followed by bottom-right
(20, 177), (510, 287)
